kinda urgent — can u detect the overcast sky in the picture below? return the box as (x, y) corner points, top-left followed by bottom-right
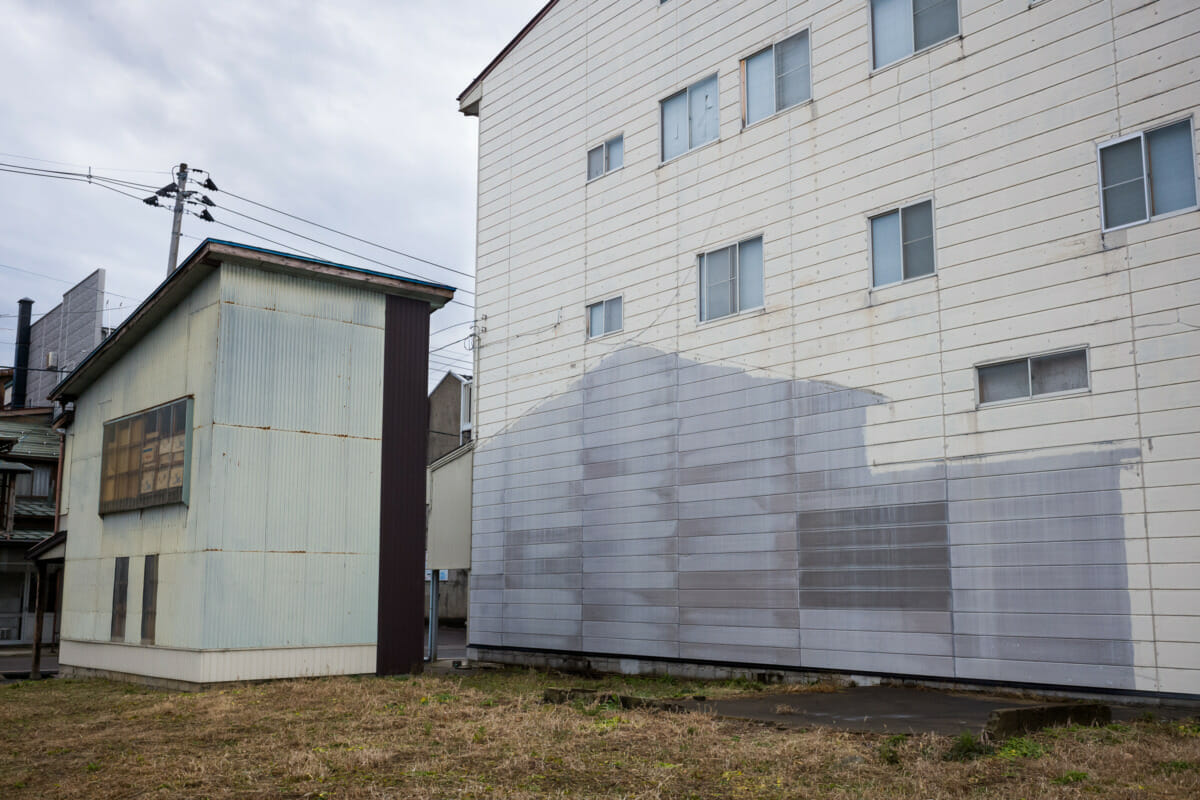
(0, 0), (545, 383)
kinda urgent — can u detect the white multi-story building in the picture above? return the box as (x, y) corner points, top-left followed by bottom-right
(458, 0), (1200, 698)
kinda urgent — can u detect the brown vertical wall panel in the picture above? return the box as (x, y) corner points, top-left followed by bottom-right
(377, 294), (431, 674)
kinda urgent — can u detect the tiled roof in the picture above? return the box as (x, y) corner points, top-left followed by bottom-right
(14, 499), (55, 519)
(0, 415), (58, 459)
(0, 529), (52, 544)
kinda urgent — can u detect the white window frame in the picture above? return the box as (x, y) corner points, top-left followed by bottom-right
(740, 28), (812, 128)
(697, 236), (765, 323)
(869, 0), (962, 72)
(586, 134), (624, 182)
(659, 73), (720, 163)
(975, 347), (1091, 407)
(868, 198), (938, 289)
(1097, 118), (1199, 233)
(586, 296), (623, 339)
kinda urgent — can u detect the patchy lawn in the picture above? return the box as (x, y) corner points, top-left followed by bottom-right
(2, 670), (1198, 799)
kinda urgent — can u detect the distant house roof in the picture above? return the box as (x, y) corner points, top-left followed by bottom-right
(0, 459), (33, 474)
(457, 0), (559, 114)
(50, 239), (457, 404)
(13, 499), (55, 519)
(25, 529), (65, 560)
(0, 413), (58, 460)
(1, 529), (53, 544)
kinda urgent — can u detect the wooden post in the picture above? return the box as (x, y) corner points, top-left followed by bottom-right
(30, 561), (48, 680)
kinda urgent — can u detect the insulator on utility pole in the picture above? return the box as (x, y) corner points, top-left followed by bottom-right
(167, 163), (189, 275)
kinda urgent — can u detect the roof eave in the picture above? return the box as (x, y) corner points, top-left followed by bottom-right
(456, 0), (560, 113)
(50, 239), (456, 404)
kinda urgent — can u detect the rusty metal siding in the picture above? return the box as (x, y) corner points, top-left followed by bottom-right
(377, 294), (430, 674)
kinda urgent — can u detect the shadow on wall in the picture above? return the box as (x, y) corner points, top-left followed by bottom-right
(470, 345), (1138, 690)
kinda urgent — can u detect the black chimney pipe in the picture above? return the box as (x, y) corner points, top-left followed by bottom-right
(13, 298), (33, 409)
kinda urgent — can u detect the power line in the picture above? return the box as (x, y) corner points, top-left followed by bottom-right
(12, 160), (479, 299)
(197, 210), (474, 312)
(0, 152), (171, 176)
(0, 262), (145, 304)
(206, 200), (474, 297)
(1, 160), (477, 312)
(0, 162), (160, 193)
(429, 319), (475, 338)
(208, 185), (476, 287)
(0, 304), (132, 320)
(430, 335), (472, 356)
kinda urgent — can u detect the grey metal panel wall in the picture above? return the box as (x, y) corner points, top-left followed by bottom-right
(470, 345), (1136, 689)
(26, 270), (105, 407)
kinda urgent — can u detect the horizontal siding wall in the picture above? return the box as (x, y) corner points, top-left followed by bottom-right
(469, 0), (1200, 695)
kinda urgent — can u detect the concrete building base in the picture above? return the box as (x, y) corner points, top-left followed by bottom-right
(466, 646), (1200, 708)
(60, 639), (376, 688)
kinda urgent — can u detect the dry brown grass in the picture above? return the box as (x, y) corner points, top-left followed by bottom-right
(1, 669), (1198, 799)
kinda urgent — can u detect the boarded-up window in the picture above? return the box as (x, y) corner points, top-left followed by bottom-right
(141, 554), (158, 645)
(100, 398), (191, 514)
(111, 556), (129, 641)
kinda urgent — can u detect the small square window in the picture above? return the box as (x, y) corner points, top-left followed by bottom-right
(743, 30), (811, 126)
(1098, 120), (1198, 230)
(699, 236), (764, 322)
(871, 0), (959, 69)
(661, 75), (719, 161)
(870, 200), (935, 287)
(587, 296), (623, 338)
(978, 349), (1089, 405)
(587, 135), (624, 181)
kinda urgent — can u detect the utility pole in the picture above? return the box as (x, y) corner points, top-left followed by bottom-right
(167, 163), (189, 275)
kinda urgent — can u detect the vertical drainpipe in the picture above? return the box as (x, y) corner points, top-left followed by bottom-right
(13, 298), (33, 409)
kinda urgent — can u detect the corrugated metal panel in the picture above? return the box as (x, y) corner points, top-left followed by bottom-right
(0, 417), (59, 459)
(220, 262), (385, 328)
(213, 288), (384, 438)
(60, 271), (221, 649)
(201, 265), (385, 651)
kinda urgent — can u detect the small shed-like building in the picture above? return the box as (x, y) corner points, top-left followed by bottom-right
(50, 239), (453, 686)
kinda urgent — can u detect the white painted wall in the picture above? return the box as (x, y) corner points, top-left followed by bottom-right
(467, 0), (1200, 695)
(428, 444), (474, 570)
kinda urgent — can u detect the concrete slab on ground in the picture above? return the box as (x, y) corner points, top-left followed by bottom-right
(0, 647), (58, 682)
(677, 686), (1039, 736)
(670, 685), (1195, 736)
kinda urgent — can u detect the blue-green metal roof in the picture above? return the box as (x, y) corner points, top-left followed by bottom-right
(13, 499), (55, 519)
(0, 530), (52, 544)
(0, 415), (58, 460)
